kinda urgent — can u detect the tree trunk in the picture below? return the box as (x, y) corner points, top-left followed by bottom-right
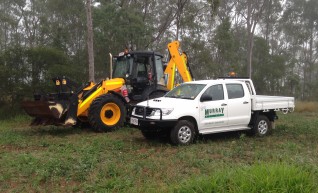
(86, 0), (95, 82)
(246, 0), (252, 78)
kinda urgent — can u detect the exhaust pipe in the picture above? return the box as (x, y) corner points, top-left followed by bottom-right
(109, 53), (113, 79)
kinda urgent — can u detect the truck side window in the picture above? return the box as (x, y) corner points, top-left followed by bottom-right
(226, 84), (244, 99)
(203, 84), (224, 101)
(244, 81), (253, 95)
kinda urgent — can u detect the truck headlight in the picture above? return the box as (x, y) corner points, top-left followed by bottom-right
(150, 108), (174, 116)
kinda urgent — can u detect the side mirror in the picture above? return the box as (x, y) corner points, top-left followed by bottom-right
(200, 94), (212, 102)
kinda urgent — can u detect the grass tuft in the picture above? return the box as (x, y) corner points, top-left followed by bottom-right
(174, 163), (317, 193)
(295, 101), (318, 113)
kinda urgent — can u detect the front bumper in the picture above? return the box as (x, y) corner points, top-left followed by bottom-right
(128, 105), (177, 131)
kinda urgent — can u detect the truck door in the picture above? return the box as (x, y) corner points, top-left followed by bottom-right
(225, 83), (251, 128)
(198, 84), (228, 133)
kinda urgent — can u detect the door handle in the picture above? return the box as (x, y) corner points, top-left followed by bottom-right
(221, 103), (227, 106)
(243, 101), (249, 104)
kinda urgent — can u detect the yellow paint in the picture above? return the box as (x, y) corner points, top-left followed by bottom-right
(77, 78), (125, 117)
(165, 62), (176, 90)
(100, 102), (121, 126)
(83, 82), (95, 91)
(104, 78), (125, 90)
(77, 87), (103, 116)
(164, 41), (193, 90)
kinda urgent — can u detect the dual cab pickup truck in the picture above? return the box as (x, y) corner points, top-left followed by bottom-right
(129, 78), (295, 145)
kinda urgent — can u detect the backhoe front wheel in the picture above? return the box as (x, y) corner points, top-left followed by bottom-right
(88, 94), (126, 132)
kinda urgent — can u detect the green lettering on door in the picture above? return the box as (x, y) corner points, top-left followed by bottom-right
(204, 108), (224, 118)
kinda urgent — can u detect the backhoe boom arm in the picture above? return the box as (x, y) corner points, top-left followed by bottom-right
(164, 41), (193, 90)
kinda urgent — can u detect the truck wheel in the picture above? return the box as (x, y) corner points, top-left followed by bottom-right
(170, 120), (195, 145)
(88, 94), (126, 132)
(253, 115), (271, 137)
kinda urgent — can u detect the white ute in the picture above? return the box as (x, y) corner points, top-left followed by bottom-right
(129, 78), (295, 145)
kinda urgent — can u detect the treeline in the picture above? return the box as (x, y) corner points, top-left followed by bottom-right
(1, 0), (318, 116)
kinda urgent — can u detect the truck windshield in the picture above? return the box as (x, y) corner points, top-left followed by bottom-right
(165, 84), (206, 100)
(113, 56), (133, 78)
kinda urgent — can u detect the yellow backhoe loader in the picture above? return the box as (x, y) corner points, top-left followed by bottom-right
(22, 41), (193, 131)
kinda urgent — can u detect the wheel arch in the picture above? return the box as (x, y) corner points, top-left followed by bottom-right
(250, 110), (276, 128)
(108, 91), (128, 105)
(178, 116), (198, 134)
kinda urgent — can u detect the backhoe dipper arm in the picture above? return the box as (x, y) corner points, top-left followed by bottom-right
(164, 41), (193, 90)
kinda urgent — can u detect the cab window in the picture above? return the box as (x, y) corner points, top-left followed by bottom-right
(155, 55), (164, 83)
(226, 84), (244, 99)
(136, 63), (147, 77)
(203, 84), (224, 101)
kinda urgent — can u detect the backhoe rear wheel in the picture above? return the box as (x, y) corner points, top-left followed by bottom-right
(88, 94), (126, 132)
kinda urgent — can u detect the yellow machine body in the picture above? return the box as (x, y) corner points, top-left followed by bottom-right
(77, 78), (125, 117)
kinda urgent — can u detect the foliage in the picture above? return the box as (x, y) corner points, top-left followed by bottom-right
(0, 45), (84, 111)
(214, 17), (236, 76)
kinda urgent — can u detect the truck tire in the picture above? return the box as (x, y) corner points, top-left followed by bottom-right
(253, 115), (271, 137)
(88, 94), (126, 132)
(170, 120), (195, 145)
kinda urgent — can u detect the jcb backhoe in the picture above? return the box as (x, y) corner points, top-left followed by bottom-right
(22, 41), (193, 131)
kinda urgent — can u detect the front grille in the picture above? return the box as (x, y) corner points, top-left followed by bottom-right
(135, 107), (153, 117)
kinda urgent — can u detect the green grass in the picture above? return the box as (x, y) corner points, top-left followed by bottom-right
(0, 112), (318, 192)
(175, 163), (315, 193)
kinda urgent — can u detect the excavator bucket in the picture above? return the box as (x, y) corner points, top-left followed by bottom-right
(21, 100), (68, 126)
(21, 76), (82, 126)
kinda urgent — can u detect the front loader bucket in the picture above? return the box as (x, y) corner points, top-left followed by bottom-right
(21, 101), (68, 126)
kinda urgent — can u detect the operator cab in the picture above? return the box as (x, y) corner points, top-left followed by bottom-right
(112, 51), (165, 96)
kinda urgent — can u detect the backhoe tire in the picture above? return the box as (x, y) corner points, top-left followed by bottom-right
(88, 94), (126, 132)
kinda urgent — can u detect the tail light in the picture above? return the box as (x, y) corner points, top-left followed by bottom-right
(121, 85), (130, 102)
(148, 71), (152, 80)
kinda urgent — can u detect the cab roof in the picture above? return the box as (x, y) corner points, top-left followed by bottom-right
(128, 51), (163, 58)
(114, 51), (164, 58)
(184, 78), (252, 85)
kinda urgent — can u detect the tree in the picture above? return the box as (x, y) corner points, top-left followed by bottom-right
(281, 0), (318, 100)
(235, 0), (265, 78)
(214, 17), (235, 76)
(86, 0), (95, 82)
